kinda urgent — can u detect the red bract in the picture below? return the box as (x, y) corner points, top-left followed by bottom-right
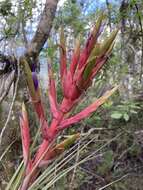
(20, 103), (30, 167)
(22, 57), (49, 139)
(48, 59), (59, 118)
(78, 12), (105, 70)
(20, 13), (118, 190)
(59, 86), (118, 130)
(70, 37), (81, 76)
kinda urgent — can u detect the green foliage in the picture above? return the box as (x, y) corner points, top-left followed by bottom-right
(110, 100), (141, 122)
(111, 112), (123, 119)
(0, 0), (12, 16)
(55, 0), (87, 36)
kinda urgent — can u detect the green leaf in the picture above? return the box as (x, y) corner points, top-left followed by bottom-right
(130, 110), (138, 114)
(130, 105), (140, 109)
(83, 57), (97, 80)
(111, 112), (122, 119)
(123, 113), (129, 121)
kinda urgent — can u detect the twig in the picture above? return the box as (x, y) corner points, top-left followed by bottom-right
(39, 132), (123, 190)
(69, 128), (83, 189)
(98, 173), (130, 190)
(29, 132), (123, 189)
(0, 71), (15, 104)
(0, 139), (16, 162)
(79, 166), (105, 183)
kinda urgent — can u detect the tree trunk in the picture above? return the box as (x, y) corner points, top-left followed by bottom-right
(0, 0), (59, 187)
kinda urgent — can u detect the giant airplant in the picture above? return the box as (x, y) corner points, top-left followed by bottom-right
(19, 13), (118, 189)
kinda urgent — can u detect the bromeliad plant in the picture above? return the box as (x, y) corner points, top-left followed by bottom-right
(18, 13), (118, 189)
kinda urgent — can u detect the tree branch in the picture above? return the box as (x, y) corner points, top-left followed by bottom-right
(26, 0), (59, 58)
(0, 0), (59, 103)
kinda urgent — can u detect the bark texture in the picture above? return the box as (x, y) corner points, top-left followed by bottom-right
(26, 0), (59, 57)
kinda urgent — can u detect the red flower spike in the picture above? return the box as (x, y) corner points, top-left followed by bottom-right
(33, 139), (50, 165)
(62, 70), (73, 98)
(20, 103), (30, 167)
(78, 12), (105, 70)
(21, 58), (47, 123)
(76, 29), (118, 90)
(60, 97), (77, 113)
(59, 86), (118, 130)
(19, 13), (119, 189)
(32, 87), (48, 136)
(48, 59), (59, 118)
(30, 71), (46, 121)
(33, 101), (45, 119)
(70, 37), (81, 77)
(33, 116), (63, 164)
(62, 70), (81, 101)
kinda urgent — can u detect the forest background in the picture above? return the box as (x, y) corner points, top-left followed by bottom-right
(0, 0), (143, 189)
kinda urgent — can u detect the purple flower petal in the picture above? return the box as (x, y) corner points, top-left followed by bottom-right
(32, 72), (39, 90)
